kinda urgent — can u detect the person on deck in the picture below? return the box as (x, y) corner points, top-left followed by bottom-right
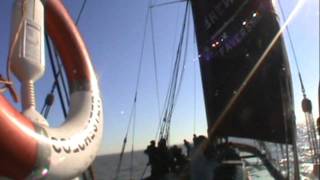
(145, 140), (156, 164)
(170, 145), (188, 173)
(193, 134), (206, 149)
(144, 140), (157, 178)
(193, 134), (197, 146)
(144, 139), (171, 179)
(183, 139), (191, 157)
(156, 138), (170, 177)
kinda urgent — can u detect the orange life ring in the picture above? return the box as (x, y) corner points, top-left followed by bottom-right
(0, 0), (103, 179)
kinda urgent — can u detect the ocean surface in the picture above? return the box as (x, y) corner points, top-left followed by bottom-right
(93, 150), (149, 180)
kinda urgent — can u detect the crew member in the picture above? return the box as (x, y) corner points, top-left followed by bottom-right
(183, 139), (191, 157)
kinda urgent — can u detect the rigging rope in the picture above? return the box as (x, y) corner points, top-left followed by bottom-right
(45, 34), (68, 118)
(129, 103), (137, 180)
(150, 8), (162, 122)
(41, 0), (89, 117)
(174, 5), (190, 108)
(278, 0), (320, 168)
(150, 0), (186, 9)
(164, 4), (191, 141)
(53, 51), (70, 105)
(75, 0), (87, 25)
(154, 5), (181, 140)
(278, 0), (306, 98)
(192, 30), (197, 135)
(158, 0), (190, 142)
(114, 95), (137, 180)
(114, 3), (151, 178)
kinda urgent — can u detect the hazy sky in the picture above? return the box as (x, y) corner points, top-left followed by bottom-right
(0, 0), (318, 155)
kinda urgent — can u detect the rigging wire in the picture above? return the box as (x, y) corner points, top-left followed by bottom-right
(278, 0), (320, 175)
(75, 0), (88, 25)
(41, 0), (89, 117)
(114, 3), (151, 179)
(45, 35), (68, 118)
(164, 4), (191, 140)
(114, 96), (137, 180)
(154, 5), (181, 140)
(159, 3), (189, 140)
(129, 104), (137, 180)
(125, 1), (155, 176)
(150, 0), (186, 9)
(150, 8), (162, 122)
(277, 0), (306, 98)
(192, 30), (197, 135)
(174, 4), (191, 108)
(278, 0), (320, 166)
(158, 0), (190, 141)
(53, 51), (70, 105)
(193, 58), (196, 135)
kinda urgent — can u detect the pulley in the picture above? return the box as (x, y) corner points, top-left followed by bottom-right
(302, 98), (312, 113)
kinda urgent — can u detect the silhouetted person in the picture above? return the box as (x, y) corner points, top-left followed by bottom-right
(193, 134), (206, 149)
(144, 139), (171, 179)
(170, 145), (188, 174)
(144, 140), (158, 179)
(144, 140), (156, 165)
(169, 145), (179, 173)
(197, 135), (206, 144)
(193, 134), (197, 146)
(183, 139), (191, 157)
(156, 138), (170, 176)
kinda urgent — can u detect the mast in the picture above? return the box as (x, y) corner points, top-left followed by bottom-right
(291, 115), (300, 179)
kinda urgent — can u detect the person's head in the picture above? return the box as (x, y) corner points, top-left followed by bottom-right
(150, 140), (155, 146)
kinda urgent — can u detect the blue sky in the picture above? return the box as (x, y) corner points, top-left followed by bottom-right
(0, 0), (318, 155)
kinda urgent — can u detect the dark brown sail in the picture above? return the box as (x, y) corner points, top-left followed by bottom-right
(191, 0), (294, 143)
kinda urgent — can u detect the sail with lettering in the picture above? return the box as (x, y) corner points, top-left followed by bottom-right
(190, 0), (294, 143)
